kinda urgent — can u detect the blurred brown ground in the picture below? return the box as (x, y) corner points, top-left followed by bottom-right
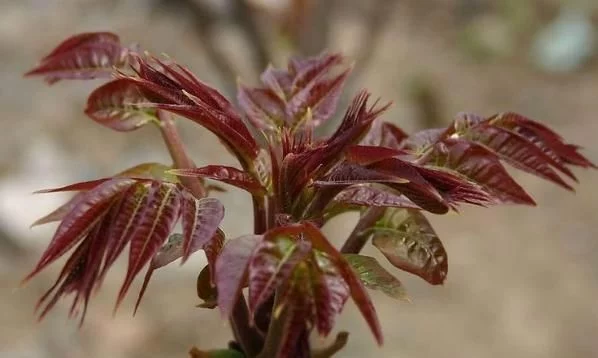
(1, 0), (597, 357)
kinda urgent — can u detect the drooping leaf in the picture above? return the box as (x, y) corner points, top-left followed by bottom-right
(301, 222), (383, 345)
(171, 166), (265, 194)
(97, 183), (151, 283)
(25, 32), (128, 84)
(181, 193), (224, 262)
(85, 78), (157, 131)
(133, 233), (183, 314)
(116, 182), (181, 309)
(344, 254), (408, 301)
(23, 178), (137, 282)
(371, 208), (447, 285)
(310, 251), (350, 337)
(215, 235), (263, 318)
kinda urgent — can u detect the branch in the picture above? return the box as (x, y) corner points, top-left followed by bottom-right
(340, 207), (385, 254)
(158, 110), (206, 198)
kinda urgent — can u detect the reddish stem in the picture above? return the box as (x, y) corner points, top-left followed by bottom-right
(157, 110), (206, 198)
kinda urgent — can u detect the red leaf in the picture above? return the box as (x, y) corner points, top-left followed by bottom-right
(134, 233), (183, 314)
(40, 32), (120, 61)
(415, 166), (493, 209)
(215, 235), (263, 318)
(135, 228), (225, 314)
(488, 112), (596, 171)
(151, 103), (260, 163)
(237, 85), (285, 131)
(301, 222), (383, 345)
(239, 52), (349, 130)
(345, 145), (405, 166)
(368, 158), (449, 214)
(310, 251), (350, 336)
(25, 32), (128, 84)
(34, 179), (111, 194)
(290, 53), (344, 93)
(116, 182), (181, 310)
(23, 178), (136, 283)
(287, 69), (350, 126)
(466, 123), (574, 190)
(315, 163), (409, 186)
(97, 183), (151, 283)
(85, 78), (157, 132)
(31, 192), (86, 227)
(247, 237), (311, 316)
(361, 120), (408, 149)
(372, 208), (447, 285)
(426, 139), (535, 205)
(332, 185), (420, 209)
(181, 194), (224, 262)
(171, 166), (265, 194)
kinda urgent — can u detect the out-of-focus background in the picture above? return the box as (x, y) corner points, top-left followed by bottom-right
(1, 0), (597, 357)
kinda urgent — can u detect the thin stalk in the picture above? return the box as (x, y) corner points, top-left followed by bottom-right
(340, 207), (385, 254)
(230, 297), (264, 357)
(252, 195), (268, 234)
(157, 110), (206, 198)
(257, 291), (287, 358)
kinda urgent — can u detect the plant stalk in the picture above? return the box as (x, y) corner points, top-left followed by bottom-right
(340, 207), (385, 254)
(157, 110), (206, 198)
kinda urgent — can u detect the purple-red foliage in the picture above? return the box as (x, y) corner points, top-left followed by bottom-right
(24, 32), (595, 357)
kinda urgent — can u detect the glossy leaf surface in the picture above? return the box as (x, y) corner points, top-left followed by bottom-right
(25, 32), (128, 84)
(85, 78), (157, 131)
(372, 209), (447, 285)
(344, 254), (408, 301)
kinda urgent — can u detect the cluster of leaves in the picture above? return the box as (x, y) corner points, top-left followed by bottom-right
(24, 32), (594, 357)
